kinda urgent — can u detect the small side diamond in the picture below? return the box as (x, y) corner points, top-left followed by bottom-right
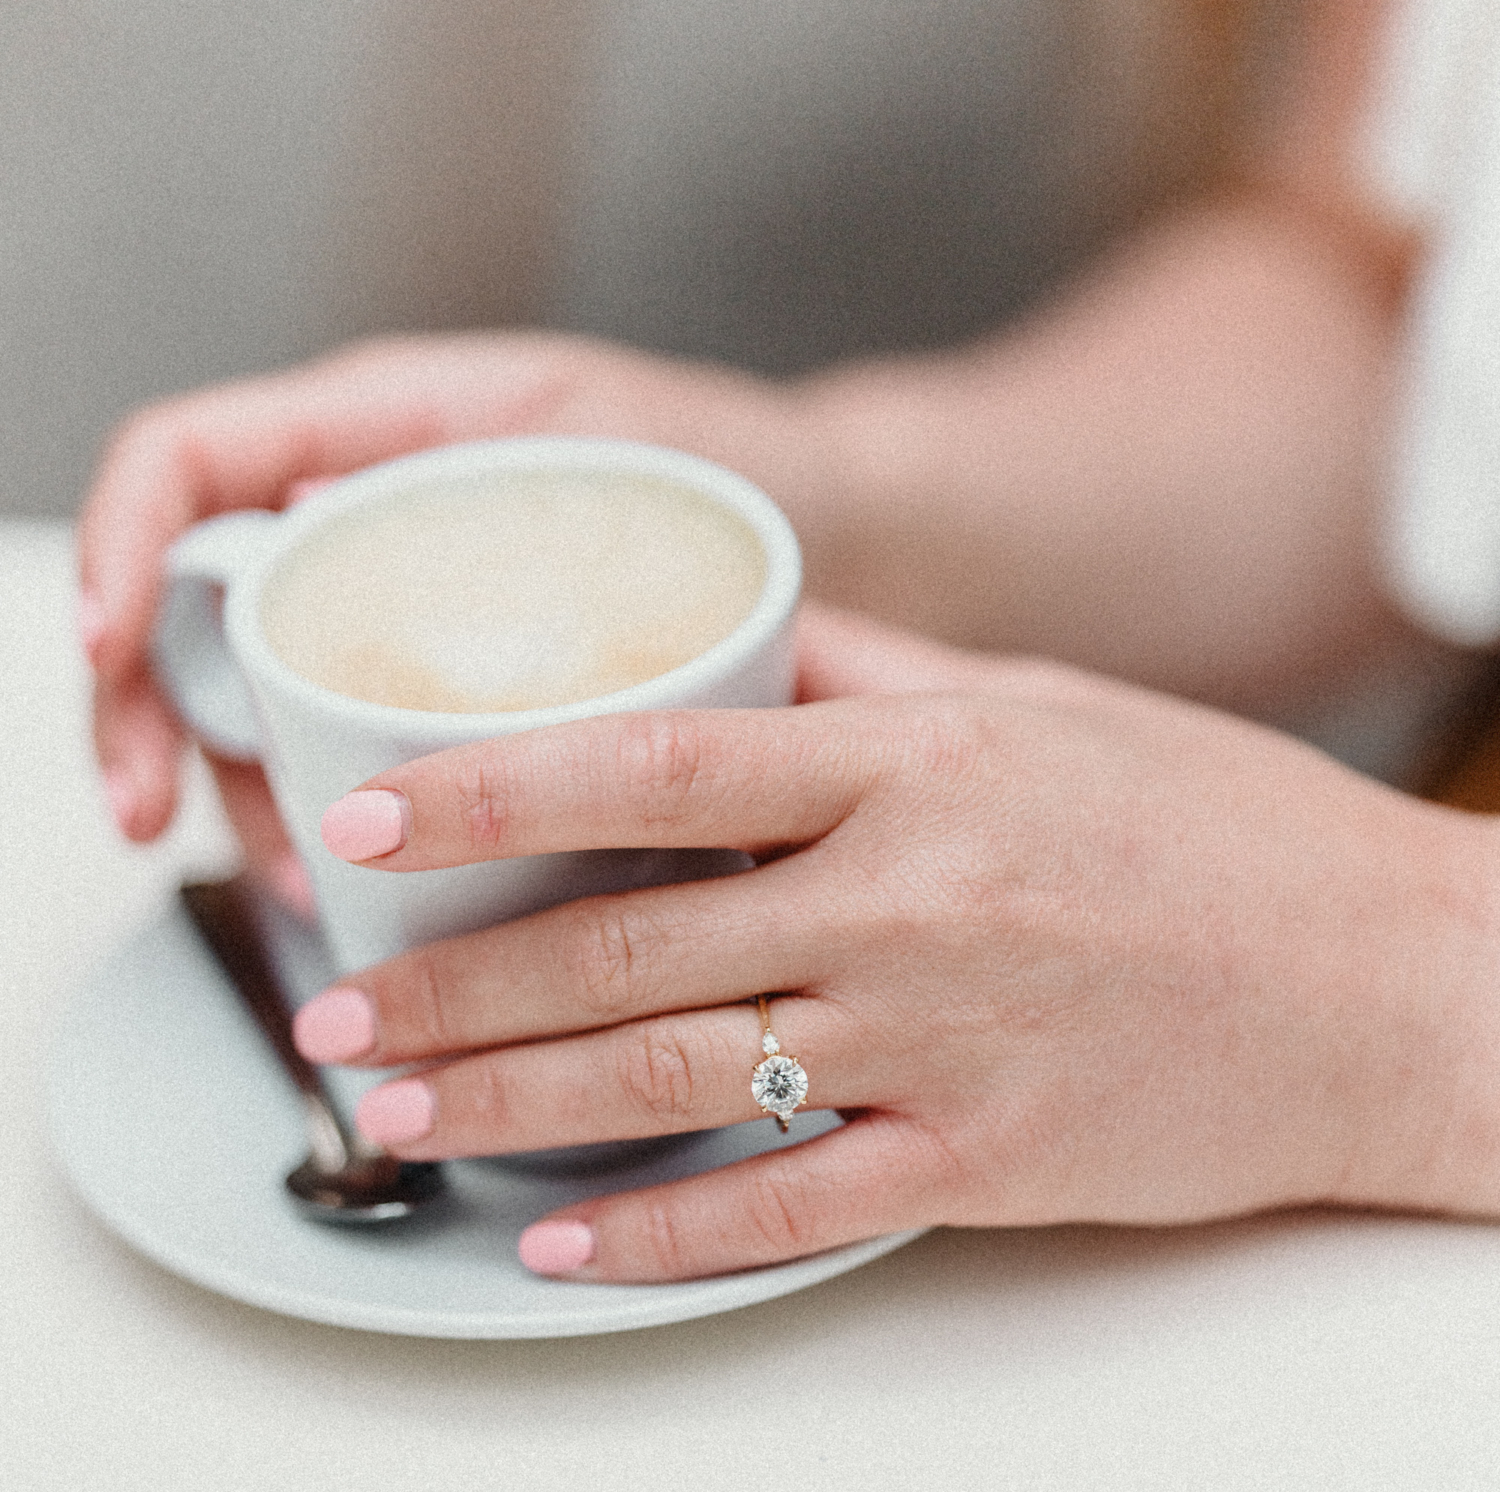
(762, 1031), (780, 1055)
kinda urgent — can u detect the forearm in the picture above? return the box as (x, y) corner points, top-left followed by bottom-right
(785, 185), (1417, 716)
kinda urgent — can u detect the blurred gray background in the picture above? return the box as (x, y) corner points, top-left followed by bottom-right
(1, 0), (1253, 520)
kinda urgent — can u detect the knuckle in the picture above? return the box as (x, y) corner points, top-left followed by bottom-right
(893, 707), (989, 786)
(95, 398), (229, 514)
(114, 397), (177, 442)
(615, 1020), (698, 1125)
(635, 1198), (693, 1278)
(466, 1058), (517, 1130)
(100, 402), (180, 473)
(613, 714), (709, 825)
(743, 1167), (812, 1257)
(569, 903), (653, 1020)
(400, 949), (462, 1053)
(455, 755), (514, 856)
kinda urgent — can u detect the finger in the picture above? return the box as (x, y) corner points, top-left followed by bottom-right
(205, 756), (313, 918)
(294, 855), (832, 1066)
(77, 336), (581, 681)
(322, 703), (885, 870)
(79, 366), (421, 684)
(77, 338), (561, 838)
(795, 599), (1018, 702)
(92, 665), (185, 841)
(516, 1115), (946, 1282)
(350, 995), (854, 1158)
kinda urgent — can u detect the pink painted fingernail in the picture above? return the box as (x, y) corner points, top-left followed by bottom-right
(518, 1220), (596, 1275)
(78, 591), (106, 667)
(321, 790), (410, 861)
(355, 1079), (435, 1146)
(287, 477), (337, 505)
(268, 851), (317, 921)
(293, 987), (375, 1064)
(103, 766), (137, 834)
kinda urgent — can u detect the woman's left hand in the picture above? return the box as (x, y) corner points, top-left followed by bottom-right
(293, 605), (1500, 1281)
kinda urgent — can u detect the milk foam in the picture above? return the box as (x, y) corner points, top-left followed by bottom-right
(260, 471), (767, 712)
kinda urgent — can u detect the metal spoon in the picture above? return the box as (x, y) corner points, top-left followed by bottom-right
(180, 879), (445, 1224)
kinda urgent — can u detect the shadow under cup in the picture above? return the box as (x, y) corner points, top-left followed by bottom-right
(152, 436), (804, 1175)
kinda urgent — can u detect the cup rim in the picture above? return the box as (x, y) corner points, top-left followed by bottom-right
(221, 436), (802, 741)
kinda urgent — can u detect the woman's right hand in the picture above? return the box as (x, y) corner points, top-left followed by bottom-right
(77, 332), (814, 895)
(294, 605), (1500, 1279)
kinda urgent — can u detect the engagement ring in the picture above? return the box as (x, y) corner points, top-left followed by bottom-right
(751, 993), (808, 1132)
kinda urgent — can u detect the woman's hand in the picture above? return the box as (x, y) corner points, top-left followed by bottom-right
(292, 607), (1500, 1281)
(75, 331), (811, 895)
(76, 180), (1431, 907)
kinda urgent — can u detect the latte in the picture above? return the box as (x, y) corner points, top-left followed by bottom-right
(260, 469), (767, 713)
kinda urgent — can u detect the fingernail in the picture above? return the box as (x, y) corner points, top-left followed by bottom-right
(103, 766), (137, 835)
(518, 1220), (596, 1275)
(78, 591), (106, 667)
(321, 790), (410, 861)
(268, 851), (317, 921)
(355, 1079), (435, 1146)
(287, 477), (336, 505)
(293, 987), (375, 1064)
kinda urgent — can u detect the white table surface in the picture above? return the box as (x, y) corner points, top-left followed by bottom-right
(6, 517), (1500, 1490)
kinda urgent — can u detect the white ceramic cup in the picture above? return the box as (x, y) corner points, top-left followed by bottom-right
(152, 436), (801, 974)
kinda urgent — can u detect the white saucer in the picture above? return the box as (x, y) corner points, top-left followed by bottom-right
(46, 897), (920, 1337)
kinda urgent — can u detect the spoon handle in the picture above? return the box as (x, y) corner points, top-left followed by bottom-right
(180, 879), (357, 1170)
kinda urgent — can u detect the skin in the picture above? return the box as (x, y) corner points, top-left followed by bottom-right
(73, 0), (1500, 1276)
(312, 606), (1500, 1281)
(77, 190), (1424, 870)
(76, 3), (1417, 864)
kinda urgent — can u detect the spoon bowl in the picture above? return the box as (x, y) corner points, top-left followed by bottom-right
(180, 879), (447, 1225)
(285, 1153), (445, 1224)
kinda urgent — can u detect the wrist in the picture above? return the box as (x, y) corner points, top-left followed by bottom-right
(788, 351), (1002, 633)
(1330, 803), (1500, 1217)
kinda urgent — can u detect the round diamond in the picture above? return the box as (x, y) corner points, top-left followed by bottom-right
(751, 1054), (808, 1118)
(761, 1031), (780, 1055)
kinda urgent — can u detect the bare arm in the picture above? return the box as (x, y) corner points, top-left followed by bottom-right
(81, 0), (1419, 857)
(789, 187), (1410, 717)
(781, 0), (1419, 718)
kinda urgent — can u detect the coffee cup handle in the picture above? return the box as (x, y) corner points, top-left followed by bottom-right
(150, 511), (279, 762)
